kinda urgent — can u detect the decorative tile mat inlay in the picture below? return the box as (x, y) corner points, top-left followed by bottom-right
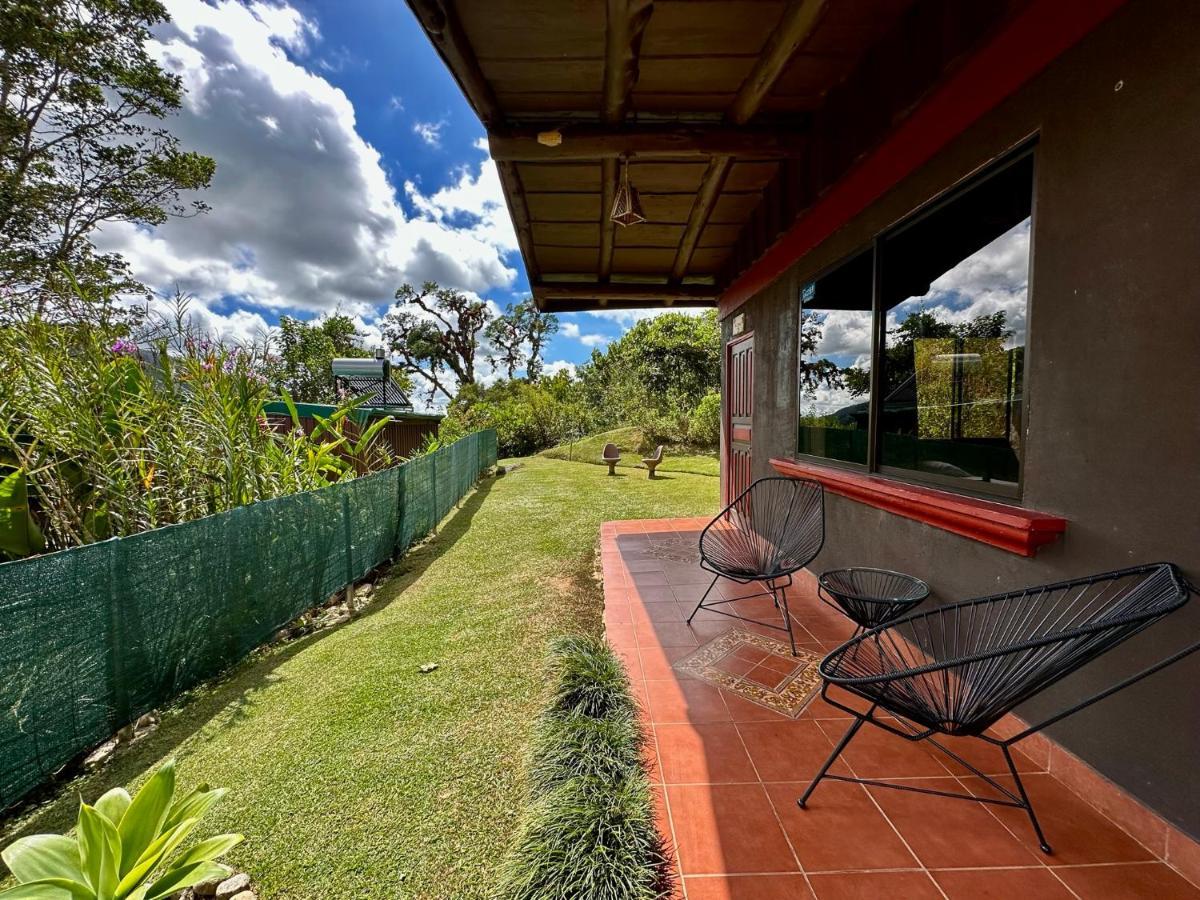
(642, 535), (700, 563)
(673, 629), (823, 718)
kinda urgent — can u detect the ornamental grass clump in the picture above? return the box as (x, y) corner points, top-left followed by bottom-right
(499, 636), (674, 900)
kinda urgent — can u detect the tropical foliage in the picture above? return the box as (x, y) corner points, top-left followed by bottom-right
(0, 760), (240, 900)
(0, 292), (392, 560)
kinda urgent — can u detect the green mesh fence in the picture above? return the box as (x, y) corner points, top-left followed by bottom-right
(0, 429), (496, 812)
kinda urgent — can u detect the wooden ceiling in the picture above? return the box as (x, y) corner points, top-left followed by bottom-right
(406, 0), (1027, 312)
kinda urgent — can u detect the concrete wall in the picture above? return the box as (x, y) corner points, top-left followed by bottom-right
(724, 0), (1200, 838)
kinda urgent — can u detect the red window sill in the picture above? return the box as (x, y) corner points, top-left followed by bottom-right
(769, 457), (1067, 557)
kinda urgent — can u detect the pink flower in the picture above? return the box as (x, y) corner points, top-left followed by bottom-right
(110, 338), (137, 355)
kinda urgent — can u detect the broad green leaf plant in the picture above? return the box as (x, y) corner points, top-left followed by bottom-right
(0, 761), (242, 900)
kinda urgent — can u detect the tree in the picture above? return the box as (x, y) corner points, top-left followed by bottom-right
(576, 310), (720, 435)
(799, 311), (847, 396)
(0, 0), (216, 313)
(383, 282), (490, 402)
(272, 314), (414, 405)
(844, 309), (1013, 398)
(484, 298), (559, 380)
(271, 314), (374, 403)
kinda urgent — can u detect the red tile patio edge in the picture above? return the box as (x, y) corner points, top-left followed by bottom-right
(600, 517), (1200, 899)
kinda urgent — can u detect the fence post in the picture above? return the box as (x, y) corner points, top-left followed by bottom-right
(431, 450), (438, 535)
(106, 540), (132, 736)
(394, 461), (407, 558)
(341, 489), (355, 614)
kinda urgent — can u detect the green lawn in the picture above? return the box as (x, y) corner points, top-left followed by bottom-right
(1, 457), (718, 900)
(541, 425), (720, 477)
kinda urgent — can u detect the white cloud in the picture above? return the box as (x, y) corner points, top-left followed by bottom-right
(560, 321), (580, 338)
(544, 360), (577, 378)
(579, 333), (609, 347)
(412, 119), (446, 147)
(94, 0), (517, 329)
(403, 138), (517, 254)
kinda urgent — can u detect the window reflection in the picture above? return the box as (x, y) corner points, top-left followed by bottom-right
(878, 152), (1032, 487)
(798, 248), (872, 465)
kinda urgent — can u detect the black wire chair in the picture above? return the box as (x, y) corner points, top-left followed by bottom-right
(799, 562), (1200, 853)
(685, 476), (824, 655)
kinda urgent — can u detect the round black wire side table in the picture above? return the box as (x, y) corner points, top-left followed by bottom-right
(818, 567), (931, 634)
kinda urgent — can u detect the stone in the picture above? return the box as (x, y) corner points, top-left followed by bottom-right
(136, 712), (159, 730)
(115, 725), (135, 744)
(84, 738), (118, 769)
(192, 874), (225, 897)
(355, 583), (374, 598)
(229, 893), (257, 900)
(418, 663), (439, 674)
(214, 874), (251, 900)
(272, 628), (291, 643)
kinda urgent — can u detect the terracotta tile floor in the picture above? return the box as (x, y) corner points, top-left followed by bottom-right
(600, 519), (1200, 900)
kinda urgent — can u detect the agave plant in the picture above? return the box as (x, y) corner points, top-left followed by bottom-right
(0, 760), (242, 899)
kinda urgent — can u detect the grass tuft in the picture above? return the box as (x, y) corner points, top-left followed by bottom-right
(500, 637), (674, 900)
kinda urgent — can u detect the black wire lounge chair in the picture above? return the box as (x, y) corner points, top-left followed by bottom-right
(799, 562), (1200, 853)
(686, 476), (824, 655)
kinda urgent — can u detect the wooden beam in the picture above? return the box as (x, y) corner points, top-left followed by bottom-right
(488, 125), (807, 162)
(670, 0), (827, 283)
(603, 0), (655, 123)
(533, 281), (718, 304)
(670, 156), (731, 281)
(727, 0), (831, 125)
(497, 162), (540, 282)
(406, 0), (502, 126)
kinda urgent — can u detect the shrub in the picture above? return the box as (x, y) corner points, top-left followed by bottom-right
(688, 390), (721, 448)
(440, 377), (590, 458)
(0, 759), (242, 899)
(499, 636), (674, 900)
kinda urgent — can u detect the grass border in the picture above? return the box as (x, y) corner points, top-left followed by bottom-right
(498, 636), (675, 900)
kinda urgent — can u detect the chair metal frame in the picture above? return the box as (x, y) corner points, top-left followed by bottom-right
(686, 476), (824, 656)
(798, 562), (1200, 853)
(817, 566), (930, 637)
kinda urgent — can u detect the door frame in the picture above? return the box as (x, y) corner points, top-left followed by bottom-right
(723, 330), (754, 505)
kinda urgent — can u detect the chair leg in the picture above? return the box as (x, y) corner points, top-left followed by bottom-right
(1003, 744), (1052, 854)
(686, 574), (722, 624)
(772, 581), (798, 656)
(798, 707), (873, 808)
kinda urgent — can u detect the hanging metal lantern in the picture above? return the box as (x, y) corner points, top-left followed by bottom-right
(610, 158), (646, 227)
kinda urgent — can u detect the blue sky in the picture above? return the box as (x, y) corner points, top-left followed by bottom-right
(94, 0), (635, 404)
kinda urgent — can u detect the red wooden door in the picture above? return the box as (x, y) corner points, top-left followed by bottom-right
(724, 332), (754, 505)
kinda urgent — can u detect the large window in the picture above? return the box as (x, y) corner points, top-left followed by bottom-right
(797, 149), (1033, 496)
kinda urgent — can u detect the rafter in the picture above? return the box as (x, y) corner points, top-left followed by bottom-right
(488, 125), (807, 162)
(406, 0), (502, 126)
(497, 162), (540, 283)
(670, 0), (828, 283)
(727, 0), (830, 126)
